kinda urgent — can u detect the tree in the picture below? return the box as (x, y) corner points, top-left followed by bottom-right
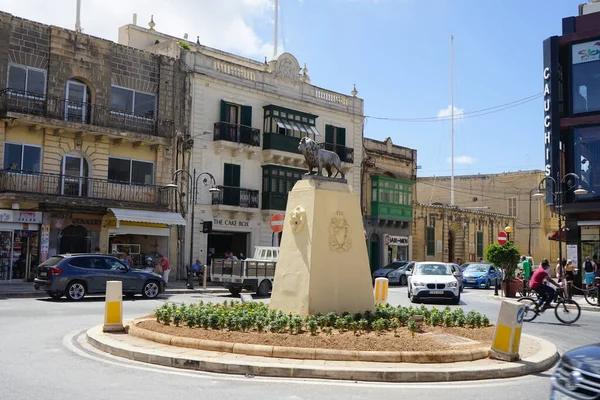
(485, 242), (521, 284)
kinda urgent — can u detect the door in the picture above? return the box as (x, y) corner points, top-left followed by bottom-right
(369, 234), (380, 273)
(59, 225), (88, 254)
(104, 257), (138, 292)
(223, 163), (241, 206)
(62, 155), (89, 197)
(65, 80), (88, 123)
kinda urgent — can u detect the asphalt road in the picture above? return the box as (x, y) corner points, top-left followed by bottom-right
(0, 285), (597, 400)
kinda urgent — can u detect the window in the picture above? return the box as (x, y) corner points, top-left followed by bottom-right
(426, 227), (435, 257)
(108, 157), (154, 185)
(3, 143), (41, 172)
(507, 197), (517, 217)
(110, 86), (156, 118)
(262, 166), (302, 194)
(572, 40), (600, 114)
(263, 105), (319, 138)
(575, 125), (600, 197)
(371, 176), (413, 205)
(476, 231), (484, 259)
(7, 63), (47, 96)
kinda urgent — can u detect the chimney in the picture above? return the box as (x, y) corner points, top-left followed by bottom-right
(132, 13), (137, 25)
(580, 0), (600, 15)
(184, 33), (188, 40)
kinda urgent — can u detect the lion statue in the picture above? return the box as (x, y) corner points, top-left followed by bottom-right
(298, 137), (345, 179)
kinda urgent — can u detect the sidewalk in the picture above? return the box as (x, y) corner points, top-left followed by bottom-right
(0, 280), (228, 298)
(86, 322), (559, 383)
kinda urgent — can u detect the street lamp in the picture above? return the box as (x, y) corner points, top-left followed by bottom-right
(532, 173), (588, 269)
(505, 225), (513, 242)
(170, 168), (220, 289)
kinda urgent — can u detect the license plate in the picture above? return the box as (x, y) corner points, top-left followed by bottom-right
(551, 389), (577, 400)
(39, 272), (47, 277)
(430, 290), (444, 295)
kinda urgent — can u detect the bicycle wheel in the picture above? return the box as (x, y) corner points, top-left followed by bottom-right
(584, 287), (598, 306)
(554, 299), (581, 325)
(517, 297), (539, 322)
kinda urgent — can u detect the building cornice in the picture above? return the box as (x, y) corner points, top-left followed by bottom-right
(414, 202), (516, 219)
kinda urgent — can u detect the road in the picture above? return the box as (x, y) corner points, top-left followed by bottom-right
(0, 285), (597, 400)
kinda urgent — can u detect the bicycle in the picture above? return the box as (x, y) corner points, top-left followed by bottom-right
(583, 277), (600, 306)
(518, 287), (581, 325)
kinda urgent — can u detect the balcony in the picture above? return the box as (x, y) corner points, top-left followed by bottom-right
(371, 202), (413, 221)
(214, 122), (260, 147)
(261, 192), (288, 211)
(211, 186), (259, 208)
(0, 89), (174, 138)
(262, 132), (302, 154)
(321, 142), (354, 164)
(0, 171), (170, 207)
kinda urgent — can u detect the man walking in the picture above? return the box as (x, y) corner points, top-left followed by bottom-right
(157, 253), (171, 284)
(521, 256), (532, 290)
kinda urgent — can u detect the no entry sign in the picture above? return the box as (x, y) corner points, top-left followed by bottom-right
(497, 231), (508, 246)
(270, 213), (285, 233)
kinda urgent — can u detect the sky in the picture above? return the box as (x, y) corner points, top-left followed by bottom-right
(0, 0), (585, 177)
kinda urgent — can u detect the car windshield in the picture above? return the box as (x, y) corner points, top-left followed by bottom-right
(384, 262), (407, 270)
(38, 256), (63, 267)
(414, 264), (452, 276)
(464, 264), (489, 273)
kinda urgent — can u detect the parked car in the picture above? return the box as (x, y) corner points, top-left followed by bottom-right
(406, 262), (461, 304)
(550, 342), (600, 399)
(372, 261), (414, 285)
(33, 254), (165, 301)
(446, 263), (464, 292)
(462, 263), (501, 289)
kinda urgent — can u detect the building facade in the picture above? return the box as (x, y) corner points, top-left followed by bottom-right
(416, 171), (560, 264)
(362, 137), (416, 271)
(118, 18), (364, 270)
(543, 2), (600, 279)
(0, 12), (187, 282)
(411, 203), (517, 263)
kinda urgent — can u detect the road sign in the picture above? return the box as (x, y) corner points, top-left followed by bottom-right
(497, 231), (507, 246)
(270, 213), (285, 233)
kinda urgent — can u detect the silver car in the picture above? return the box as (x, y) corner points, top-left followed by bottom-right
(372, 261), (414, 285)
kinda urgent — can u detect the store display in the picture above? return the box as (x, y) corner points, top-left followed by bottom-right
(0, 231), (13, 281)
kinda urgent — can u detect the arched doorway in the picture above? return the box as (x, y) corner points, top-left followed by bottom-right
(59, 225), (89, 254)
(65, 79), (91, 123)
(448, 230), (455, 263)
(369, 233), (380, 272)
(61, 153), (89, 197)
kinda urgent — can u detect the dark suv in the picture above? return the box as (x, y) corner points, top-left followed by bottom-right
(33, 254), (165, 301)
(550, 343), (600, 399)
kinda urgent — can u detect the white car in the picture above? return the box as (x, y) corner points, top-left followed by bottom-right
(407, 262), (461, 304)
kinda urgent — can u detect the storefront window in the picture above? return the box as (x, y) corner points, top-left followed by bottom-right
(574, 126), (600, 197)
(572, 40), (600, 114)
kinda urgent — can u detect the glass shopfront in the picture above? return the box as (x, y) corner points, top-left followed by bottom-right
(385, 234), (409, 264)
(581, 225), (600, 259)
(574, 126), (600, 197)
(572, 39), (600, 115)
(0, 209), (42, 282)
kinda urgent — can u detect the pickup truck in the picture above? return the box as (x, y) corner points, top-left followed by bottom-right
(210, 246), (278, 296)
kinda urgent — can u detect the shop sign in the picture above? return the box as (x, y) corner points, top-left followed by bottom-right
(384, 234), (408, 246)
(542, 36), (560, 206)
(0, 210), (42, 223)
(213, 218), (250, 228)
(51, 212), (103, 232)
(40, 224), (50, 263)
(106, 218), (168, 229)
(572, 40), (600, 65)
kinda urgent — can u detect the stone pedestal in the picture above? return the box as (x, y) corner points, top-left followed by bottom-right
(269, 176), (375, 315)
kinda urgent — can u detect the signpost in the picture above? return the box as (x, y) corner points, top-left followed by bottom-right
(497, 231), (508, 246)
(270, 213), (285, 246)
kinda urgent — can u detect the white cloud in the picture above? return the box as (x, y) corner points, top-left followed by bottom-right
(0, 0), (279, 59)
(446, 156), (475, 164)
(437, 105), (465, 120)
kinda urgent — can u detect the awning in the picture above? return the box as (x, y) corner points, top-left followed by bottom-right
(548, 230), (566, 241)
(274, 118), (320, 136)
(108, 208), (186, 226)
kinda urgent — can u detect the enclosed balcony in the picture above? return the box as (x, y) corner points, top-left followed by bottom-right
(0, 89), (174, 138)
(0, 170), (170, 207)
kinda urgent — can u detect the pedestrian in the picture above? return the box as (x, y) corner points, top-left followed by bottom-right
(121, 250), (134, 267)
(94, 247), (101, 254)
(556, 257), (565, 289)
(584, 256), (597, 289)
(157, 253), (171, 284)
(192, 258), (204, 283)
(521, 256), (532, 290)
(564, 259), (575, 299)
(239, 252), (246, 260)
(227, 251), (238, 260)
(479, 257), (484, 263)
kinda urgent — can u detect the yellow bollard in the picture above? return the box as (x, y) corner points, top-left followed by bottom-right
(490, 300), (525, 361)
(374, 277), (389, 305)
(103, 280), (124, 333)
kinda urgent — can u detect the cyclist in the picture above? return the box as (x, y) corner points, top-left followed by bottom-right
(530, 259), (561, 311)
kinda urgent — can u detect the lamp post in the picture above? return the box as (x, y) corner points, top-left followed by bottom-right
(505, 225), (513, 243)
(532, 173), (588, 270)
(527, 187), (538, 257)
(169, 168), (219, 289)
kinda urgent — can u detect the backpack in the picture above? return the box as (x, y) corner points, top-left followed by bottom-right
(585, 260), (594, 273)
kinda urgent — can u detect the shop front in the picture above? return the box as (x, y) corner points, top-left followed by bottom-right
(50, 212), (103, 256)
(0, 210), (42, 282)
(384, 234), (410, 264)
(106, 208), (185, 267)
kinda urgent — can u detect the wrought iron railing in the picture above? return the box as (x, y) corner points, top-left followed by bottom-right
(321, 142), (354, 164)
(0, 89), (174, 137)
(214, 122), (261, 147)
(211, 185), (259, 208)
(0, 170), (170, 206)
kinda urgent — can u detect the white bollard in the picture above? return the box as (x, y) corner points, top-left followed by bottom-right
(490, 300), (525, 361)
(374, 277), (389, 305)
(202, 264), (208, 290)
(103, 281), (124, 333)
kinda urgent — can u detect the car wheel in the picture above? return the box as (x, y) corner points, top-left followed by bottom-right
(46, 291), (63, 300)
(399, 275), (407, 286)
(485, 280), (491, 289)
(452, 293), (461, 305)
(65, 281), (86, 301)
(142, 280), (160, 299)
(460, 283), (464, 293)
(257, 279), (272, 296)
(229, 287), (242, 296)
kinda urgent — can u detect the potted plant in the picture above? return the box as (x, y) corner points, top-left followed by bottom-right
(485, 242), (521, 298)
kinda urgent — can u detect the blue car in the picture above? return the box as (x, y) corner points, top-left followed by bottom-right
(461, 263), (501, 289)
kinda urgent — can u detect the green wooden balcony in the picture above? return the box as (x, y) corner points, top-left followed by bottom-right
(262, 192), (288, 211)
(262, 132), (302, 154)
(370, 202), (413, 221)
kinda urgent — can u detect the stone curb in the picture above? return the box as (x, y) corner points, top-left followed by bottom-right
(487, 295), (600, 312)
(127, 319), (489, 364)
(86, 324), (559, 382)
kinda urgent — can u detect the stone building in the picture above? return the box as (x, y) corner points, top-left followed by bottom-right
(118, 17), (364, 269)
(362, 137), (417, 271)
(0, 11), (187, 282)
(411, 203), (517, 263)
(416, 171), (560, 264)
